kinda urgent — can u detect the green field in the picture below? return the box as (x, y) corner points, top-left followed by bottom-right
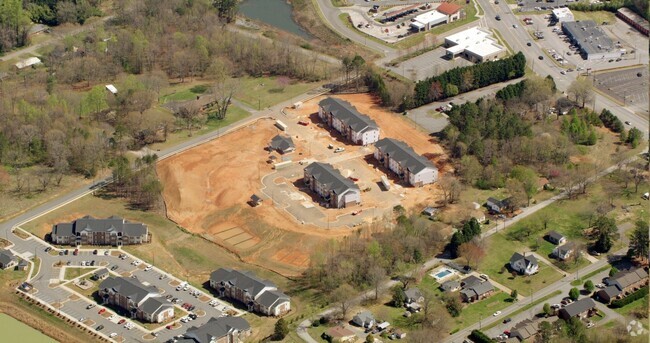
(160, 84), (210, 103)
(0, 313), (56, 343)
(573, 11), (616, 24)
(234, 76), (317, 109)
(451, 292), (513, 331)
(63, 268), (88, 281)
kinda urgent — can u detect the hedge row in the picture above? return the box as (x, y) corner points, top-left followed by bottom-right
(610, 285), (649, 308)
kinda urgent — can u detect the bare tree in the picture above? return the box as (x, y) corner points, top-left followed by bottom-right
(458, 240), (486, 269)
(367, 265), (386, 301)
(630, 162), (647, 193)
(208, 79), (238, 119)
(174, 104), (201, 136)
(567, 78), (594, 108)
(331, 284), (355, 320)
(438, 175), (462, 205)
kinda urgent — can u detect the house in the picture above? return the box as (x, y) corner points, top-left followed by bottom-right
(249, 194), (263, 207)
(209, 268), (290, 316)
(460, 280), (494, 303)
(436, 2), (462, 22)
(558, 298), (597, 320)
(51, 215), (149, 247)
(374, 138), (438, 187)
(605, 268), (649, 294)
(324, 326), (356, 342)
(404, 288), (424, 304)
(469, 210), (486, 223)
(92, 268), (110, 281)
(352, 311), (375, 328)
(16, 259), (29, 271)
(460, 275), (483, 288)
(269, 135), (295, 154)
(510, 318), (557, 341)
(318, 98), (380, 146)
(181, 316), (252, 343)
(486, 197), (510, 214)
(0, 250), (17, 270)
(440, 280), (461, 292)
(304, 162), (360, 209)
(546, 230), (566, 245)
(596, 285), (623, 304)
(406, 302), (421, 313)
(98, 277), (174, 323)
(509, 253), (539, 275)
(553, 242), (576, 261)
(14, 57), (42, 70)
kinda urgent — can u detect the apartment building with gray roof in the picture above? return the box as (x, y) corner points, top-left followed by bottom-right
(51, 215), (149, 246)
(304, 162), (361, 209)
(318, 98), (380, 146)
(374, 138), (438, 187)
(209, 268), (290, 316)
(99, 276), (173, 323)
(179, 317), (252, 343)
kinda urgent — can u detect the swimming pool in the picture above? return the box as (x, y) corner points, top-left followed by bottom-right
(430, 267), (455, 281)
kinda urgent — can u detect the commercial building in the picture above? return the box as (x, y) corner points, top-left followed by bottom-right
(179, 317), (252, 343)
(562, 20), (621, 60)
(617, 8), (649, 36)
(410, 10), (448, 31)
(436, 2), (463, 22)
(304, 162), (361, 208)
(51, 215), (149, 246)
(444, 27), (506, 63)
(318, 98), (380, 146)
(209, 268), (290, 316)
(374, 138), (438, 187)
(99, 277), (174, 323)
(552, 8), (574, 22)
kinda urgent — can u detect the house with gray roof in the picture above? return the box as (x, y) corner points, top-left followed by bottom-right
(404, 288), (423, 304)
(440, 280), (461, 292)
(99, 276), (173, 323)
(180, 316), (251, 343)
(51, 215), (149, 246)
(318, 98), (380, 146)
(558, 298), (597, 320)
(209, 268), (290, 316)
(269, 135), (295, 154)
(374, 138), (438, 187)
(0, 249), (17, 270)
(304, 162), (360, 209)
(605, 268), (648, 295)
(352, 311), (375, 328)
(486, 197), (512, 214)
(596, 285), (623, 304)
(92, 268), (110, 281)
(553, 242), (576, 261)
(546, 230), (566, 245)
(509, 252), (539, 275)
(460, 279), (494, 303)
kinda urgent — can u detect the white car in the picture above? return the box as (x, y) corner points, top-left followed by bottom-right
(144, 265), (153, 271)
(79, 317), (86, 322)
(493, 311), (502, 316)
(334, 147), (345, 153)
(109, 333), (117, 338)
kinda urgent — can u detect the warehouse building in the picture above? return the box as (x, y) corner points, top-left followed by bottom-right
(562, 20), (621, 60)
(616, 8), (649, 36)
(552, 8), (574, 23)
(410, 10), (448, 31)
(444, 27), (506, 63)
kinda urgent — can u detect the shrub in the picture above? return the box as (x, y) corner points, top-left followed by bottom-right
(611, 286), (649, 308)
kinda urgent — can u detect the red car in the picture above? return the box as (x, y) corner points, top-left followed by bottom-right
(118, 319), (126, 325)
(298, 121), (309, 126)
(166, 325), (173, 330)
(98, 308), (106, 314)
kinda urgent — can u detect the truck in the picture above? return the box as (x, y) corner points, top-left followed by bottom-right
(380, 175), (391, 190)
(273, 161), (292, 170)
(275, 120), (288, 131)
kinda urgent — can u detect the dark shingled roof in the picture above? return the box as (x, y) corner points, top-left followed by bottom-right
(510, 252), (537, 267)
(608, 268), (649, 290)
(141, 297), (172, 316)
(600, 285), (622, 298)
(560, 298), (596, 318)
(547, 230), (565, 242)
(269, 135), (295, 153)
(210, 268), (276, 299)
(304, 162), (359, 196)
(319, 98), (378, 134)
(99, 276), (159, 305)
(256, 289), (290, 309)
(52, 215), (147, 237)
(183, 317), (251, 343)
(0, 250), (16, 266)
(555, 242), (575, 255)
(375, 138), (437, 175)
(440, 280), (461, 292)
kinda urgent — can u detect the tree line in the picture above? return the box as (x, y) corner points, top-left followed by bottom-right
(404, 52), (526, 109)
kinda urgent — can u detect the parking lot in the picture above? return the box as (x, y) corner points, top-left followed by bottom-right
(594, 66), (648, 113)
(516, 0), (575, 12)
(386, 45), (472, 81)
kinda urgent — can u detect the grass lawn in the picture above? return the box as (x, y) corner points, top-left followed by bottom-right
(482, 290), (563, 331)
(307, 322), (331, 342)
(573, 11), (616, 24)
(451, 292), (512, 331)
(479, 233), (564, 296)
(613, 297), (648, 317)
(159, 84), (210, 103)
(64, 268), (89, 281)
(234, 76), (317, 110)
(570, 266), (610, 286)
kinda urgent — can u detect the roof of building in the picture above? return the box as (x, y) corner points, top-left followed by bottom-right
(555, 242), (575, 255)
(256, 289), (290, 309)
(318, 98), (378, 134)
(600, 285), (622, 298)
(15, 57), (41, 69)
(445, 27), (504, 58)
(270, 135), (295, 153)
(374, 138), (437, 175)
(304, 162), (359, 196)
(326, 325), (356, 338)
(552, 7), (574, 19)
(17, 259), (29, 268)
(547, 230), (565, 241)
(183, 317), (251, 343)
(440, 280), (461, 292)
(353, 311), (375, 323)
(95, 268), (109, 277)
(560, 298), (596, 317)
(436, 2), (462, 15)
(0, 250), (16, 266)
(472, 280), (494, 296)
(99, 277), (159, 306)
(461, 275), (483, 288)
(510, 252), (538, 267)
(210, 268), (276, 299)
(487, 197), (505, 208)
(562, 20), (616, 56)
(411, 10), (448, 28)
(512, 320), (539, 340)
(404, 288), (423, 300)
(52, 216), (147, 238)
(617, 8), (649, 32)
(609, 268), (649, 289)
(141, 297), (172, 316)
(105, 84), (118, 94)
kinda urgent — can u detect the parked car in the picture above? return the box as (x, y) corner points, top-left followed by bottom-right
(118, 319), (126, 325)
(109, 333), (117, 338)
(93, 249), (98, 255)
(493, 311), (502, 316)
(503, 317), (512, 324)
(98, 308), (106, 314)
(334, 147), (345, 153)
(96, 325), (104, 331)
(86, 304), (95, 310)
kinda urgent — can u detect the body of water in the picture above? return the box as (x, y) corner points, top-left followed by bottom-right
(239, 0), (312, 39)
(0, 313), (56, 343)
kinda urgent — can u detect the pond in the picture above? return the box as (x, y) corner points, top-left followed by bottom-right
(0, 313), (56, 342)
(239, 0), (312, 39)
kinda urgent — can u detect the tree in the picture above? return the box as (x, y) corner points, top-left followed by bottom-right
(438, 175), (462, 205)
(511, 166), (538, 206)
(584, 280), (594, 293)
(628, 220), (649, 263)
(273, 318), (289, 340)
(208, 79), (238, 119)
(569, 287), (580, 301)
(213, 0), (238, 23)
(543, 303), (553, 317)
(365, 334), (374, 343)
(511, 289), (518, 301)
(609, 267), (619, 277)
(351, 55), (366, 91)
(626, 127), (642, 148)
(331, 284), (355, 319)
(81, 85), (108, 117)
(367, 265), (386, 300)
(593, 215), (617, 253)
(567, 78), (594, 108)
(537, 320), (554, 343)
(444, 295), (462, 317)
(630, 162), (647, 193)
(458, 241), (485, 269)
(390, 284), (406, 307)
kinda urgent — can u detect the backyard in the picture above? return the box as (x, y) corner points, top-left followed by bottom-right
(233, 76), (318, 109)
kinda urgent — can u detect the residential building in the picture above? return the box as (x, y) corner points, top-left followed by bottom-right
(98, 277), (174, 323)
(553, 242), (576, 260)
(269, 135), (295, 154)
(249, 194), (263, 207)
(460, 279), (494, 302)
(318, 98), (380, 146)
(436, 2), (463, 22)
(509, 253), (539, 275)
(440, 280), (461, 292)
(605, 268), (649, 294)
(0, 250), (17, 270)
(14, 57), (42, 70)
(209, 268), (290, 316)
(410, 10), (448, 31)
(352, 311), (375, 328)
(558, 298), (597, 320)
(444, 27), (506, 63)
(486, 197), (511, 214)
(510, 318), (557, 341)
(92, 268), (110, 281)
(304, 162), (361, 209)
(404, 288), (424, 304)
(16, 259), (29, 271)
(324, 326), (356, 343)
(562, 21), (621, 61)
(422, 207), (438, 217)
(596, 285), (623, 304)
(179, 317), (251, 343)
(552, 8), (574, 22)
(374, 138), (438, 187)
(51, 216), (149, 247)
(546, 230), (566, 245)
(617, 8), (649, 36)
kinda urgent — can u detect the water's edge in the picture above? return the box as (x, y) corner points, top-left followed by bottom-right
(239, 0), (313, 39)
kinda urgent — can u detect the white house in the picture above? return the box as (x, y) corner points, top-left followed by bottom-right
(509, 253), (539, 275)
(374, 138), (438, 187)
(352, 311), (375, 328)
(304, 162), (361, 208)
(553, 242), (576, 261)
(318, 98), (380, 146)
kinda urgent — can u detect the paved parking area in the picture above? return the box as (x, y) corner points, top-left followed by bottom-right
(594, 67), (648, 110)
(517, 0), (573, 12)
(386, 46), (473, 81)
